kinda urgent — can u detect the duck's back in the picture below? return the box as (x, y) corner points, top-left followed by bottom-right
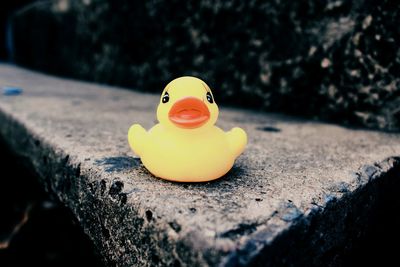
(141, 124), (234, 182)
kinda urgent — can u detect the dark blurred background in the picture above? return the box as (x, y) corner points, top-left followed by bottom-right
(0, 0), (32, 60)
(0, 138), (103, 267)
(2, 0), (400, 132)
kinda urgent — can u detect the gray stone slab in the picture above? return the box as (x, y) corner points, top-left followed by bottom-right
(0, 64), (399, 266)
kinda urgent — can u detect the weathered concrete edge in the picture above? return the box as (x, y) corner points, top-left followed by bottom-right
(1, 101), (399, 266)
(220, 157), (400, 266)
(0, 106), (217, 266)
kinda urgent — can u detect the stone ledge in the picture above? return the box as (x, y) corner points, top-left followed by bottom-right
(0, 64), (399, 266)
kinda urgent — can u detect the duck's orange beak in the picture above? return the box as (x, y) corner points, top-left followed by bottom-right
(168, 97), (210, 129)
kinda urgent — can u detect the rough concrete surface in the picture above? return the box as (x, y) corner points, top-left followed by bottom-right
(0, 64), (399, 266)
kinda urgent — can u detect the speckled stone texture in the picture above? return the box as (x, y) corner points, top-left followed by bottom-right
(11, 0), (400, 131)
(0, 65), (399, 266)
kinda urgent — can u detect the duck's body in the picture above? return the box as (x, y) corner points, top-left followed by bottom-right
(128, 76), (247, 182)
(129, 124), (246, 182)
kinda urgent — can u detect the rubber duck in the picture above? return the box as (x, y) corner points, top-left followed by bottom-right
(128, 77), (247, 182)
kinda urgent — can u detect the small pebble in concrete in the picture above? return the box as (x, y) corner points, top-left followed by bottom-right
(257, 126), (281, 132)
(2, 86), (23, 96)
(280, 203), (303, 222)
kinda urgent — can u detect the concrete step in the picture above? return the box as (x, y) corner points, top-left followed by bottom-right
(0, 64), (399, 266)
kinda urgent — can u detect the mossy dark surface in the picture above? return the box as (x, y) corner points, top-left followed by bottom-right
(11, 0), (400, 131)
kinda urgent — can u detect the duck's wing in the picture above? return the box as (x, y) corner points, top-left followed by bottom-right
(128, 124), (148, 157)
(226, 127), (247, 158)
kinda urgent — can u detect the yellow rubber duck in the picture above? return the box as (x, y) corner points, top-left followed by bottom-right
(128, 77), (247, 182)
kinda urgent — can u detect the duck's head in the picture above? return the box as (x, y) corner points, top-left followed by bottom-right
(157, 76), (219, 131)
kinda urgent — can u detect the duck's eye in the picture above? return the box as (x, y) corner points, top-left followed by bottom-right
(206, 92), (214, 103)
(162, 92), (169, 103)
